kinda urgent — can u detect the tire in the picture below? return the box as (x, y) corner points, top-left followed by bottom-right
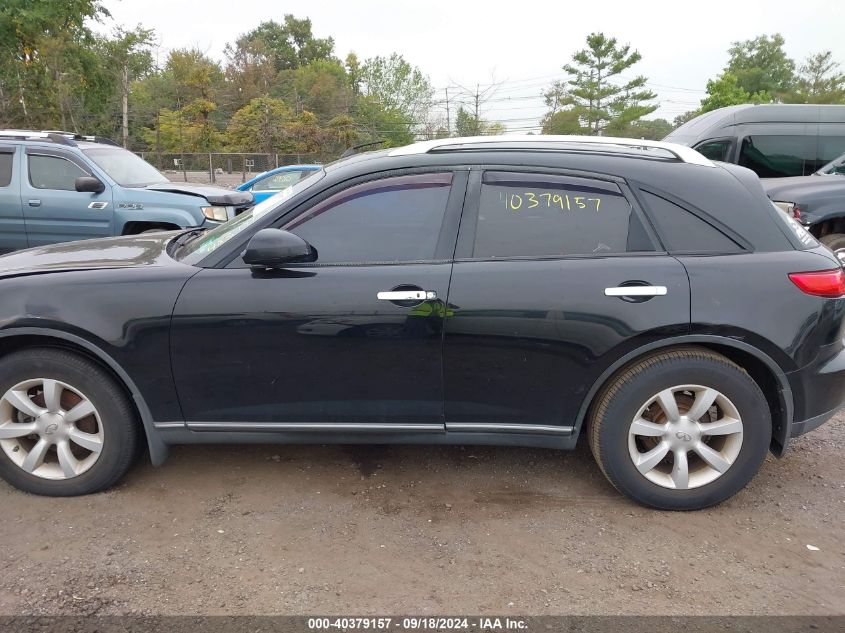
(820, 233), (845, 253)
(588, 347), (771, 511)
(0, 348), (139, 496)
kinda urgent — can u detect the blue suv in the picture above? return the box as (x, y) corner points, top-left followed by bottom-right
(0, 131), (253, 254)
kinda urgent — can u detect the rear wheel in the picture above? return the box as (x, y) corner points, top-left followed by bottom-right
(588, 348), (771, 510)
(0, 349), (138, 496)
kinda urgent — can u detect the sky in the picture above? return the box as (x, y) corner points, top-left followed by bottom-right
(97, 0), (845, 132)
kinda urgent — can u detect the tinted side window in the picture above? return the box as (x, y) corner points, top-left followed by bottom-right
(738, 136), (816, 177)
(641, 191), (743, 253)
(695, 140), (731, 162)
(0, 152), (12, 187)
(283, 173), (452, 264)
(818, 136), (845, 171)
(28, 154), (87, 190)
(472, 172), (653, 258)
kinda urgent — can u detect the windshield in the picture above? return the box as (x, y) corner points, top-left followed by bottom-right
(82, 147), (168, 187)
(174, 168), (326, 265)
(817, 152), (845, 176)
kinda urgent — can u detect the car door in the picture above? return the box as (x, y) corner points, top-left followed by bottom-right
(21, 148), (113, 246)
(442, 169), (690, 435)
(0, 146), (27, 254)
(170, 170), (467, 430)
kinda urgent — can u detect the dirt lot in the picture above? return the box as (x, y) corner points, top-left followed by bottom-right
(0, 414), (843, 617)
(159, 170), (259, 188)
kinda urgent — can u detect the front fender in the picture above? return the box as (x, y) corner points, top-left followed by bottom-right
(0, 326), (169, 466)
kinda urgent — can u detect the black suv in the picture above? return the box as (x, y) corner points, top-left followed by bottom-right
(0, 136), (842, 510)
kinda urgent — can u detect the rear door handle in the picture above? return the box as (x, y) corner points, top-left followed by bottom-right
(604, 286), (667, 297)
(377, 290), (437, 301)
(28, 199), (41, 207)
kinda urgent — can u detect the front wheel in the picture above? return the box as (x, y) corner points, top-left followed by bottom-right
(588, 347), (771, 510)
(0, 349), (139, 496)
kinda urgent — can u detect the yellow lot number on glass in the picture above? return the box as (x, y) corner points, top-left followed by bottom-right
(500, 191), (602, 212)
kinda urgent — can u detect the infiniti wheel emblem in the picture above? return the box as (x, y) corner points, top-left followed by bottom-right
(675, 431), (692, 442)
(44, 422), (59, 435)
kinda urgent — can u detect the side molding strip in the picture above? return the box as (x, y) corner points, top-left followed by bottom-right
(186, 422), (445, 432)
(446, 423), (574, 435)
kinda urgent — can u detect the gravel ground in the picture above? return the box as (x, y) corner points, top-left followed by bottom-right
(0, 414), (843, 616)
(159, 170), (260, 188)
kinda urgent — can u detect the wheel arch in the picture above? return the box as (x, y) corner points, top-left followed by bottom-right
(0, 328), (168, 466)
(121, 220), (183, 235)
(574, 336), (794, 455)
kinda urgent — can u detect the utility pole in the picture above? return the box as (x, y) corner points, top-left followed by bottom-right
(454, 75), (501, 136)
(445, 87), (451, 137)
(121, 62), (129, 148)
(473, 84), (481, 135)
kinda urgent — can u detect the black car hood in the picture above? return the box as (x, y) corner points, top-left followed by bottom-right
(0, 233), (181, 279)
(145, 182), (253, 206)
(762, 175), (845, 200)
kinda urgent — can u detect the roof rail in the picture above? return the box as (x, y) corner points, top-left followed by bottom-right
(0, 130), (120, 147)
(0, 130), (54, 139)
(388, 135), (714, 167)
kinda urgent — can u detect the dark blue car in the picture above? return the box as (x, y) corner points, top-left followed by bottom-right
(237, 164), (321, 204)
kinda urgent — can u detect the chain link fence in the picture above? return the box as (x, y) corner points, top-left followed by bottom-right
(136, 152), (324, 187)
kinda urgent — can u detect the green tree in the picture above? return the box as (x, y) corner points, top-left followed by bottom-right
(181, 98), (222, 151)
(161, 49), (224, 106)
(556, 32), (657, 135)
(789, 51), (845, 104)
(541, 108), (586, 135)
(326, 113), (359, 151)
(609, 117), (674, 140)
(284, 58), (353, 121)
(139, 49), (225, 153)
(345, 52), (362, 95)
(700, 72), (771, 113)
(726, 34), (795, 98)
(454, 106), (505, 136)
(673, 110), (701, 127)
(226, 16), (334, 74)
(222, 36), (277, 109)
(360, 53), (434, 130)
(141, 107), (221, 153)
(0, 0), (110, 128)
(286, 110), (324, 155)
(103, 26), (155, 146)
(352, 95), (414, 147)
(225, 96), (293, 154)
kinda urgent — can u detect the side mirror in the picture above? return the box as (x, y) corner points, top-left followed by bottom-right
(75, 176), (105, 194)
(242, 229), (316, 269)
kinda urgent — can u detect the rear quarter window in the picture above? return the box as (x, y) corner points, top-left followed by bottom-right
(639, 190), (744, 254)
(766, 201), (819, 250)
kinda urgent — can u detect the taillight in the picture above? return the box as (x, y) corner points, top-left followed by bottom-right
(789, 269), (845, 298)
(791, 204), (802, 220)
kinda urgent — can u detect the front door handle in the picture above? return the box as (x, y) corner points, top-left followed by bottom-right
(604, 285), (667, 297)
(377, 290), (437, 301)
(28, 199), (41, 207)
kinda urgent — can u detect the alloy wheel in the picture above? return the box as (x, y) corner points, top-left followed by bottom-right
(0, 378), (104, 480)
(627, 384), (743, 490)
